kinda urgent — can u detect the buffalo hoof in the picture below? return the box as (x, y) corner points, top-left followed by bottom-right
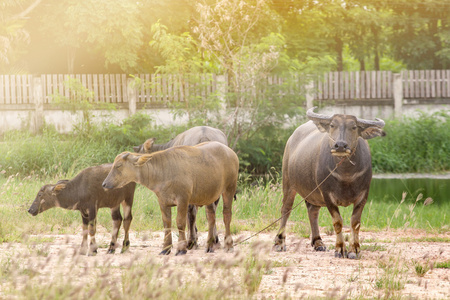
(206, 247), (215, 253)
(107, 248), (115, 254)
(273, 244), (286, 252)
(347, 252), (359, 259)
(88, 250), (98, 257)
(187, 240), (198, 250)
(121, 241), (130, 253)
(175, 250), (187, 256)
(225, 247), (234, 253)
(334, 251), (347, 258)
(159, 248), (171, 255)
(314, 246), (327, 252)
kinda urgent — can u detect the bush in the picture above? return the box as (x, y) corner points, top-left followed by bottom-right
(369, 111), (450, 173)
(0, 112), (186, 177)
(236, 125), (295, 175)
(0, 110), (448, 178)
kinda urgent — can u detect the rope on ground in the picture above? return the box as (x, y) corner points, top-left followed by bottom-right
(233, 156), (348, 247)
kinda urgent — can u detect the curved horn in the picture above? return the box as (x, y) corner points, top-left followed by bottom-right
(306, 107), (332, 121)
(356, 117), (385, 128)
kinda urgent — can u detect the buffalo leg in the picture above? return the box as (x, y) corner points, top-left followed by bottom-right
(348, 194), (367, 259)
(159, 205), (172, 255)
(187, 204), (198, 250)
(205, 203), (217, 253)
(87, 208), (98, 256)
(274, 188), (296, 252)
(121, 199), (133, 253)
(306, 202), (326, 251)
(324, 198), (346, 258)
(80, 213), (89, 255)
(211, 198), (220, 244)
(222, 191), (234, 252)
(108, 206), (122, 254)
(175, 202), (188, 256)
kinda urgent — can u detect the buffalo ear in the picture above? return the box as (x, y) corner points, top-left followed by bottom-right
(52, 183), (66, 195)
(312, 120), (330, 133)
(133, 146), (140, 152)
(143, 138), (155, 153)
(360, 127), (386, 140)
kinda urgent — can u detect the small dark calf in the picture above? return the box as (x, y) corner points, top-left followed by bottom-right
(28, 163), (136, 255)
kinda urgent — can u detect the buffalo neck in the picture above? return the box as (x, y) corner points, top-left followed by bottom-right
(55, 182), (81, 210)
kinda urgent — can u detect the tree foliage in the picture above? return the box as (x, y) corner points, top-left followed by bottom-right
(0, 0), (40, 73)
(2, 0), (449, 73)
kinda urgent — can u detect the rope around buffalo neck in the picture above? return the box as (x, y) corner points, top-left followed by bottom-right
(233, 154), (350, 247)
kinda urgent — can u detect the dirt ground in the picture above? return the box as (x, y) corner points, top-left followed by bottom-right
(1, 227), (449, 299)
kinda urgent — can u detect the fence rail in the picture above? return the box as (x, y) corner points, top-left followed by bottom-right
(1, 70), (450, 106)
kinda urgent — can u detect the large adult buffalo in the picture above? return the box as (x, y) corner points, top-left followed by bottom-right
(274, 107), (385, 259)
(133, 126), (228, 250)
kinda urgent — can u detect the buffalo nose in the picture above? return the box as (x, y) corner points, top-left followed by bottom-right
(102, 182), (107, 188)
(334, 141), (348, 152)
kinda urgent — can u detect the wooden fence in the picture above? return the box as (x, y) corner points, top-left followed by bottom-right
(1, 70), (450, 106)
(314, 70), (450, 101)
(0, 73), (220, 105)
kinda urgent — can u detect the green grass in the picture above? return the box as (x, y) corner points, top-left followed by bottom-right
(435, 261), (450, 269)
(2, 172), (448, 244)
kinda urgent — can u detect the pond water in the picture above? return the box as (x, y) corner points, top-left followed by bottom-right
(369, 176), (450, 205)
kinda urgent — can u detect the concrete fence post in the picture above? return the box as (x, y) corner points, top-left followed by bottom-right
(127, 78), (137, 116)
(216, 74), (227, 111)
(305, 81), (315, 109)
(393, 73), (403, 118)
(32, 76), (44, 133)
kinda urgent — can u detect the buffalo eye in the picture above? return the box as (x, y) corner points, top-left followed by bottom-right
(330, 124), (335, 128)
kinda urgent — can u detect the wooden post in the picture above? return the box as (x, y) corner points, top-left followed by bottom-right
(393, 73), (403, 118)
(32, 76), (44, 133)
(127, 78), (136, 116)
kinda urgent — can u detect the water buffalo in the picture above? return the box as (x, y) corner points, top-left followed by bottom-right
(103, 141), (239, 256)
(133, 126), (228, 250)
(274, 107), (385, 259)
(28, 164), (136, 255)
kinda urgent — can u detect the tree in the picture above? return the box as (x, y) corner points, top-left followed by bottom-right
(193, 0), (303, 148)
(32, 0), (143, 73)
(386, 0), (450, 69)
(149, 20), (220, 124)
(0, 0), (41, 73)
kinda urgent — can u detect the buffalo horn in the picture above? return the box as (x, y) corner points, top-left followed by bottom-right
(306, 107), (332, 121)
(356, 117), (385, 128)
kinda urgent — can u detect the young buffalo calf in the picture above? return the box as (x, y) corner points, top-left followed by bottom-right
(28, 163), (136, 255)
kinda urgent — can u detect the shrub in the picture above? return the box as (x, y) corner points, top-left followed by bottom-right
(369, 111), (450, 173)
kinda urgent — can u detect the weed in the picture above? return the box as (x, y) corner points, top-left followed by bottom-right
(413, 261), (430, 277)
(375, 255), (408, 295)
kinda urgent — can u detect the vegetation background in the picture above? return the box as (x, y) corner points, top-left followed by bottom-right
(3, 0), (450, 75)
(1, 2), (449, 298)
